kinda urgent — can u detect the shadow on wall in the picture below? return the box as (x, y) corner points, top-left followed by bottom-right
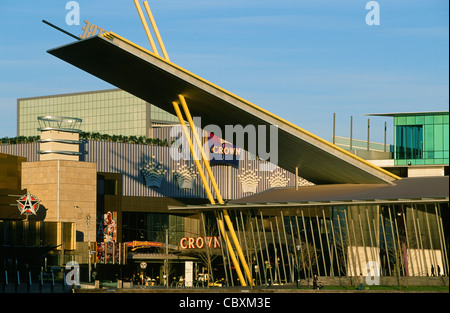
(27, 205), (47, 222)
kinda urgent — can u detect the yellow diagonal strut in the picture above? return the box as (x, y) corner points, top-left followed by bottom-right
(177, 95), (253, 286)
(143, 0), (170, 61)
(133, 0), (159, 55)
(172, 100), (249, 286)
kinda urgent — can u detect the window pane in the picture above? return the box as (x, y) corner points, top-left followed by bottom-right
(395, 125), (423, 159)
(424, 125), (434, 153)
(434, 124), (443, 151)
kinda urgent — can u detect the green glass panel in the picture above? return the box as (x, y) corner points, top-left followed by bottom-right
(425, 115), (434, 124)
(397, 116), (407, 125)
(395, 159), (407, 166)
(394, 116), (399, 126)
(434, 124), (444, 151)
(415, 115), (425, 125)
(423, 125), (434, 152)
(444, 124), (449, 151)
(406, 116), (416, 125)
(424, 151), (434, 159)
(434, 115), (443, 124)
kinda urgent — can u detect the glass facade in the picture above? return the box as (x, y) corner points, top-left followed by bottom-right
(395, 125), (423, 160)
(394, 112), (449, 166)
(122, 212), (185, 244)
(17, 89), (178, 137)
(151, 104), (178, 124)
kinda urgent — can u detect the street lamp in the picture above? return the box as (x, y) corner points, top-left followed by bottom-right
(86, 214), (91, 283)
(74, 205), (92, 283)
(165, 228), (169, 288)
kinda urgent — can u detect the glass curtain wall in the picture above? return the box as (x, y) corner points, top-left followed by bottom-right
(18, 89), (179, 138)
(116, 203), (448, 287)
(395, 125), (423, 160)
(394, 113), (449, 166)
(209, 203), (449, 286)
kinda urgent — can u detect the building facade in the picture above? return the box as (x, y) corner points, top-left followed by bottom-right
(390, 111), (449, 167)
(335, 111), (449, 178)
(2, 119), (314, 285)
(1, 117), (448, 287)
(17, 89), (178, 138)
(2, 6), (448, 289)
(3, 92), (450, 287)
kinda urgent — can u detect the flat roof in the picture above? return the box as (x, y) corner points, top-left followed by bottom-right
(17, 88), (121, 102)
(168, 176), (449, 212)
(47, 32), (400, 185)
(366, 111), (449, 117)
(229, 176), (448, 204)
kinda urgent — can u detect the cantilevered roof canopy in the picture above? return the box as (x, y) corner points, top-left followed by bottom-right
(168, 176), (449, 213)
(228, 176), (448, 205)
(48, 33), (399, 185)
(366, 111), (449, 117)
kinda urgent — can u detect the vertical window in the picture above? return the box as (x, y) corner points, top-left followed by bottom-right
(395, 125), (423, 160)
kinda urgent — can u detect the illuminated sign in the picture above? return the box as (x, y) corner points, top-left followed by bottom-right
(80, 20), (108, 39)
(208, 133), (241, 167)
(125, 241), (163, 248)
(103, 211), (117, 242)
(180, 236), (221, 249)
(210, 145), (242, 156)
(16, 193), (41, 215)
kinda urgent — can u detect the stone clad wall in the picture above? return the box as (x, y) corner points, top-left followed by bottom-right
(21, 160), (97, 242)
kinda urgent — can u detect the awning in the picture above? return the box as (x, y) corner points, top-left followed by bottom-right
(0, 245), (58, 258)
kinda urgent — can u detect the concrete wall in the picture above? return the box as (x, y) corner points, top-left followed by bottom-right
(408, 166), (445, 177)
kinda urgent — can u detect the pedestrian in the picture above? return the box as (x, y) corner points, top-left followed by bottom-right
(431, 265), (435, 276)
(357, 273), (364, 290)
(313, 274), (318, 290)
(437, 265), (441, 276)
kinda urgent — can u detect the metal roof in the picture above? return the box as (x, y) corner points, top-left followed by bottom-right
(168, 176), (449, 212)
(47, 32), (400, 185)
(228, 176), (449, 204)
(366, 111), (449, 117)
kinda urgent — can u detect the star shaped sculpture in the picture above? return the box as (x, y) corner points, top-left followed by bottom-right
(17, 194), (41, 215)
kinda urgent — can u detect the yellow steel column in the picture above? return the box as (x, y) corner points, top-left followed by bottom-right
(178, 95), (253, 286)
(143, 0), (170, 61)
(178, 95), (223, 203)
(173, 100), (247, 286)
(215, 212), (247, 286)
(172, 101), (215, 205)
(222, 209), (253, 285)
(133, 0), (159, 55)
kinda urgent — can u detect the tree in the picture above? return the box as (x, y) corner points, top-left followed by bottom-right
(295, 241), (321, 287)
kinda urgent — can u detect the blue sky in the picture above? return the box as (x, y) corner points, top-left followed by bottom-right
(0, 0), (448, 143)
